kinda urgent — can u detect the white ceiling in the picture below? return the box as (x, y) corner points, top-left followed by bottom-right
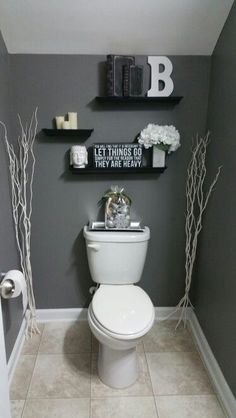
(0, 0), (234, 55)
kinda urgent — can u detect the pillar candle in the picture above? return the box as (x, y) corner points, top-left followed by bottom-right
(68, 112), (78, 129)
(55, 116), (65, 129)
(62, 121), (71, 129)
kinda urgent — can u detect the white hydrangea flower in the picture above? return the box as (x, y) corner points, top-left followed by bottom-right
(138, 124), (180, 153)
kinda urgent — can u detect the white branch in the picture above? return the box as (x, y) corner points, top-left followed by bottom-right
(0, 108), (40, 337)
(165, 133), (221, 328)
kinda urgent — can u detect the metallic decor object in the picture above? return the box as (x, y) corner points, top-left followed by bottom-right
(0, 274), (15, 299)
(100, 186), (132, 230)
(105, 197), (131, 229)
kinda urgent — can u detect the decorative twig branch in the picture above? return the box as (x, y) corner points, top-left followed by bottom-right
(0, 109), (39, 337)
(172, 133), (221, 328)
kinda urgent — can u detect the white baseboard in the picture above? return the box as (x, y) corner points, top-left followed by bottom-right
(7, 307), (235, 417)
(36, 307), (191, 322)
(154, 306), (192, 320)
(7, 317), (27, 385)
(188, 310), (236, 418)
(36, 308), (87, 322)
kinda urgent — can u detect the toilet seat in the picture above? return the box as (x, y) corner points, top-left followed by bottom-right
(91, 285), (154, 339)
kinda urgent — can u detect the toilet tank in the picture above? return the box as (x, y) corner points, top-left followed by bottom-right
(83, 226), (150, 285)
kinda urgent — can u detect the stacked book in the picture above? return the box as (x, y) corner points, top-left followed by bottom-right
(106, 55), (143, 97)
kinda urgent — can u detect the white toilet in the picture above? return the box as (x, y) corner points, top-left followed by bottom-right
(83, 225), (154, 389)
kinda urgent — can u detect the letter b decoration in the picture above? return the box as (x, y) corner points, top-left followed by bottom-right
(148, 56), (174, 97)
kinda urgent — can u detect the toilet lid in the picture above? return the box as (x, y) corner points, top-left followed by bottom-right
(91, 285), (154, 335)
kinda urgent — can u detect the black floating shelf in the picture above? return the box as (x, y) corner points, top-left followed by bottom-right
(42, 129), (94, 140)
(95, 96), (183, 104)
(70, 166), (166, 174)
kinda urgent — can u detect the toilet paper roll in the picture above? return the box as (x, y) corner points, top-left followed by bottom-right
(2, 270), (27, 313)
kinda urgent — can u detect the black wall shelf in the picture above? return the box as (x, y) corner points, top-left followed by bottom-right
(42, 129), (94, 140)
(70, 166), (166, 174)
(95, 96), (183, 104)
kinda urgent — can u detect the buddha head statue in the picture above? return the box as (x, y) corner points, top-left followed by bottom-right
(70, 145), (88, 168)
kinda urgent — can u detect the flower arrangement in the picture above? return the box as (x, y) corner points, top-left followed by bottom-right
(138, 124), (180, 153)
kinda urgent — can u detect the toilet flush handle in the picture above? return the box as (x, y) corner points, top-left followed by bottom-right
(87, 243), (100, 252)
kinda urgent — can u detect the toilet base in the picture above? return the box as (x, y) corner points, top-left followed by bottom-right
(98, 343), (138, 389)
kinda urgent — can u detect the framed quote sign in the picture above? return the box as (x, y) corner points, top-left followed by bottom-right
(93, 143), (143, 169)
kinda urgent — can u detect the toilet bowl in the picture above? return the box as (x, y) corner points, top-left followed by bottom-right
(84, 225), (154, 388)
(88, 285), (154, 388)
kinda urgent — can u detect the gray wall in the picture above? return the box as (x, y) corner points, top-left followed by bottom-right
(194, 2), (236, 397)
(9, 54), (210, 309)
(0, 32), (22, 360)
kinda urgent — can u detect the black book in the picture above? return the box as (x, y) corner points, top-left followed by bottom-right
(106, 55), (135, 96)
(122, 65), (143, 97)
(106, 55), (114, 96)
(123, 65), (130, 96)
(129, 65), (143, 97)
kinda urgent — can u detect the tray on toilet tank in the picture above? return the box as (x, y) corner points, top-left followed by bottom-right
(88, 221), (145, 232)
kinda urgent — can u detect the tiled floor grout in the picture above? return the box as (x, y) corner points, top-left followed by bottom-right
(144, 349), (160, 418)
(22, 325), (45, 416)
(19, 332), (38, 416)
(89, 332), (92, 418)
(20, 400), (25, 418)
(36, 324), (45, 355)
(155, 393), (217, 397)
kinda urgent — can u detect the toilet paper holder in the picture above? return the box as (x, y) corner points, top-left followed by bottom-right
(0, 272), (15, 299)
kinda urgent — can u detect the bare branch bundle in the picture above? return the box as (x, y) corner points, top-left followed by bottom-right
(0, 108), (39, 337)
(173, 133), (221, 328)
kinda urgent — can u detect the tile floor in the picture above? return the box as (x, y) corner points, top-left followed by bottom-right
(10, 320), (226, 418)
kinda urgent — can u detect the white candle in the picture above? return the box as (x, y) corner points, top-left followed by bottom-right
(55, 116), (64, 129)
(62, 121), (71, 129)
(68, 112), (78, 129)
